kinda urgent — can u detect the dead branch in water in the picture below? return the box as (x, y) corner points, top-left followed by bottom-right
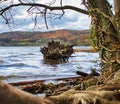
(40, 40), (74, 62)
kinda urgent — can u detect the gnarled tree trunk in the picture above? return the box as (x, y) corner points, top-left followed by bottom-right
(84, 0), (120, 78)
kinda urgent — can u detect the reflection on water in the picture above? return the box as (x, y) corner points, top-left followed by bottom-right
(0, 46), (100, 82)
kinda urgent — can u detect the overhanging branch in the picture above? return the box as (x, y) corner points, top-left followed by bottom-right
(0, 3), (89, 15)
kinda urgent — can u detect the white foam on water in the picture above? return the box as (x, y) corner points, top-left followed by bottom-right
(0, 46), (100, 82)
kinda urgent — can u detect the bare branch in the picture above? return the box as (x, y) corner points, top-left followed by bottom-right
(0, 3), (89, 15)
(44, 8), (48, 29)
(34, 13), (37, 29)
(18, 0), (23, 3)
(1, 14), (9, 24)
(0, 2), (88, 29)
(47, 0), (56, 6)
(60, 0), (63, 7)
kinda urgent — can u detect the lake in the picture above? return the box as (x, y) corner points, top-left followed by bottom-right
(0, 46), (100, 82)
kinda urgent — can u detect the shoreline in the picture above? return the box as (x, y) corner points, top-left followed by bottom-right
(73, 47), (98, 53)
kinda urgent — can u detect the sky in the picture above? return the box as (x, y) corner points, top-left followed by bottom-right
(0, 0), (95, 33)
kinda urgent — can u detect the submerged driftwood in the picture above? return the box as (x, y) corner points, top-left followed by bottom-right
(40, 40), (74, 62)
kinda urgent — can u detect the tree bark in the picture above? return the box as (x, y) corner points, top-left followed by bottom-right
(86, 0), (120, 78)
(114, 0), (120, 30)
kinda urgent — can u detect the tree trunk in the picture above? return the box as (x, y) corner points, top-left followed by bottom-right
(86, 0), (120, 78)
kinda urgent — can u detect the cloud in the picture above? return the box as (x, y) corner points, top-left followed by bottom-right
(54, 14), (90, 30)
(36, 0), (55, 4)
(0, 23), (14, 33)
(0, 25), (3, 30)
(50, 8), (90, 30)
(14, 9), (29, 19)
(65, 10), (80, 19)
(0, 0), (90, 33)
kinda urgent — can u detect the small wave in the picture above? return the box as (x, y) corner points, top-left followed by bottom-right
(8, 55), (19, 58)
(0, 60), (5, 63)
(28, 53), (35, 55)
(0, 63), (26, 67)
(0, 63), (39, 69)
(20, 53), (35, 56)
(13, 63), (26, 66)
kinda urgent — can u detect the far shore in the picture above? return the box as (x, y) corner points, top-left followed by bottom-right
(74, 47), (98, 53)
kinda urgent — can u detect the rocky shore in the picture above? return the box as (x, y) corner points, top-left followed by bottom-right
(1, 70), (120, 104)
(11, 70), (120, 104)
(48, 70), (120, 104)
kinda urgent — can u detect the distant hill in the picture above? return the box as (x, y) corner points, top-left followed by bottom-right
(0, 29), (91, 46)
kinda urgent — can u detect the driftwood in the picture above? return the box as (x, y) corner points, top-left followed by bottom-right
(8, 70), (99, 96)
(76, 71), (88, 77)
(40, 40), (74, 62)
(76, 70), (100, 77)
(9, 76), (82, 86)
(9, 70), (99, 86)
(9, 76), (84, 95)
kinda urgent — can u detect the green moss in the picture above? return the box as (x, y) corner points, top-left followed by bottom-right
(80, 78), (98, 90)
(89, 26), (97, 48)
(88, 0), (98, 8)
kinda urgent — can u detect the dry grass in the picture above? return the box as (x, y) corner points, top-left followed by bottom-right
(74, 48), (98, 53)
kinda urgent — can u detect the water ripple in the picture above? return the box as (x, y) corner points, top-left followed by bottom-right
(0, 46), (100, 82)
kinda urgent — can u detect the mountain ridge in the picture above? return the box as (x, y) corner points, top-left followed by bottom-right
(0, 29), (91, 46)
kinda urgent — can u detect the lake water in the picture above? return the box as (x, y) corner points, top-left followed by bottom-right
(0, 46), (100, 82)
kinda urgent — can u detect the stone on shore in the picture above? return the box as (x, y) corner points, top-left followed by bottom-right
(48, 70), (120, 104)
